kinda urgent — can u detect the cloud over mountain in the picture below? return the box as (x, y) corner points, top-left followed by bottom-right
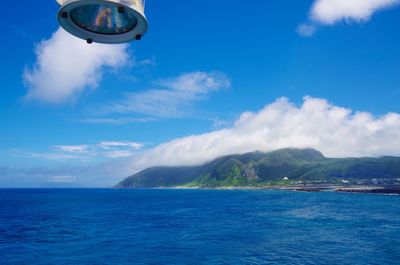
(5, 97), (400, 187)
(129, 96), (400, 171)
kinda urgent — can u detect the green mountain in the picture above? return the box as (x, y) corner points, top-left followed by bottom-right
(115, 148), (400, 188)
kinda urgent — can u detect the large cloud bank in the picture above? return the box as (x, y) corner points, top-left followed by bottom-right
(24, 28), (129, 103)
(299, 0), (400, 36)
(131, 96), (400, 171)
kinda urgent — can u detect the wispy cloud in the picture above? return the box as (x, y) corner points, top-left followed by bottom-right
(0, 160), (132, 188)
(135, 57), (156, 67)
(79, 117), (156, 125)
(12, 141), (144, 161)
(296, 23), (317, 37)
(51, 175), (77, 183)
(11, 150), (84, 161)
(23, 28), (129, 103)
(98, 141), (143, 150)
(98, 71), (231, 119)
(298, 0), (400, 36)
(104, 150), (138, 159)
(53, 145), (89, 153)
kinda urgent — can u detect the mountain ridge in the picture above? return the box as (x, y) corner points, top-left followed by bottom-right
(116, 148), (400, 188)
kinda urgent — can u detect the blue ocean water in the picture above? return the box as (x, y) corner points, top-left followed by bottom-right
(0, 189), (399, 265)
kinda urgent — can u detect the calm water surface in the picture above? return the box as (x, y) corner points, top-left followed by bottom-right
(0, 189), (399, 264)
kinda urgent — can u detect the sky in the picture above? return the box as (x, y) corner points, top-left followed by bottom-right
(1, 0), (400, 187)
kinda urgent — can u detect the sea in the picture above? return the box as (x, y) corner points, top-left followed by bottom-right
(0, 189), (399, 265)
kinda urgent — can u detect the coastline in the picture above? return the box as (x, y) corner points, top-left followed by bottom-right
(163, 185), (400, 195)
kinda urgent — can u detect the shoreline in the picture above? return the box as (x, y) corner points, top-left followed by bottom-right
(1, 186), (399, 196)
(163, 185), (400, 195)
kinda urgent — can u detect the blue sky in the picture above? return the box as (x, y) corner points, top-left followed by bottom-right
(1, 0), (400, 187)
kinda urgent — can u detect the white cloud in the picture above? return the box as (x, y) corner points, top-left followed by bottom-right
(299, 0), (400, 36)
(311, 0), (399, 24)
(103, 71), (230, 118)
(128, 96), (400, 171)
(23, 28), (129, 104)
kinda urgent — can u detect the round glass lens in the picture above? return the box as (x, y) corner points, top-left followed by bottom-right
(70, 4), (138, 35)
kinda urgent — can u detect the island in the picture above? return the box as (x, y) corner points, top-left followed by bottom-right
(115, 148), (400, 195)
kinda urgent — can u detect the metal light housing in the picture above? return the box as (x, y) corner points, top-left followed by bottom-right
(56, 0), (148, 44)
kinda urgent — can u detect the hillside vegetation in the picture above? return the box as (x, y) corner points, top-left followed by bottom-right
(116, 148), (400, 188)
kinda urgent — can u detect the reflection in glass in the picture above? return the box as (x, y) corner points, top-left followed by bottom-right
(70, 4), (138, 35)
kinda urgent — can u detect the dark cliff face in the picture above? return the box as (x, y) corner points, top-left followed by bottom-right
(116, 148), (400, 188)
